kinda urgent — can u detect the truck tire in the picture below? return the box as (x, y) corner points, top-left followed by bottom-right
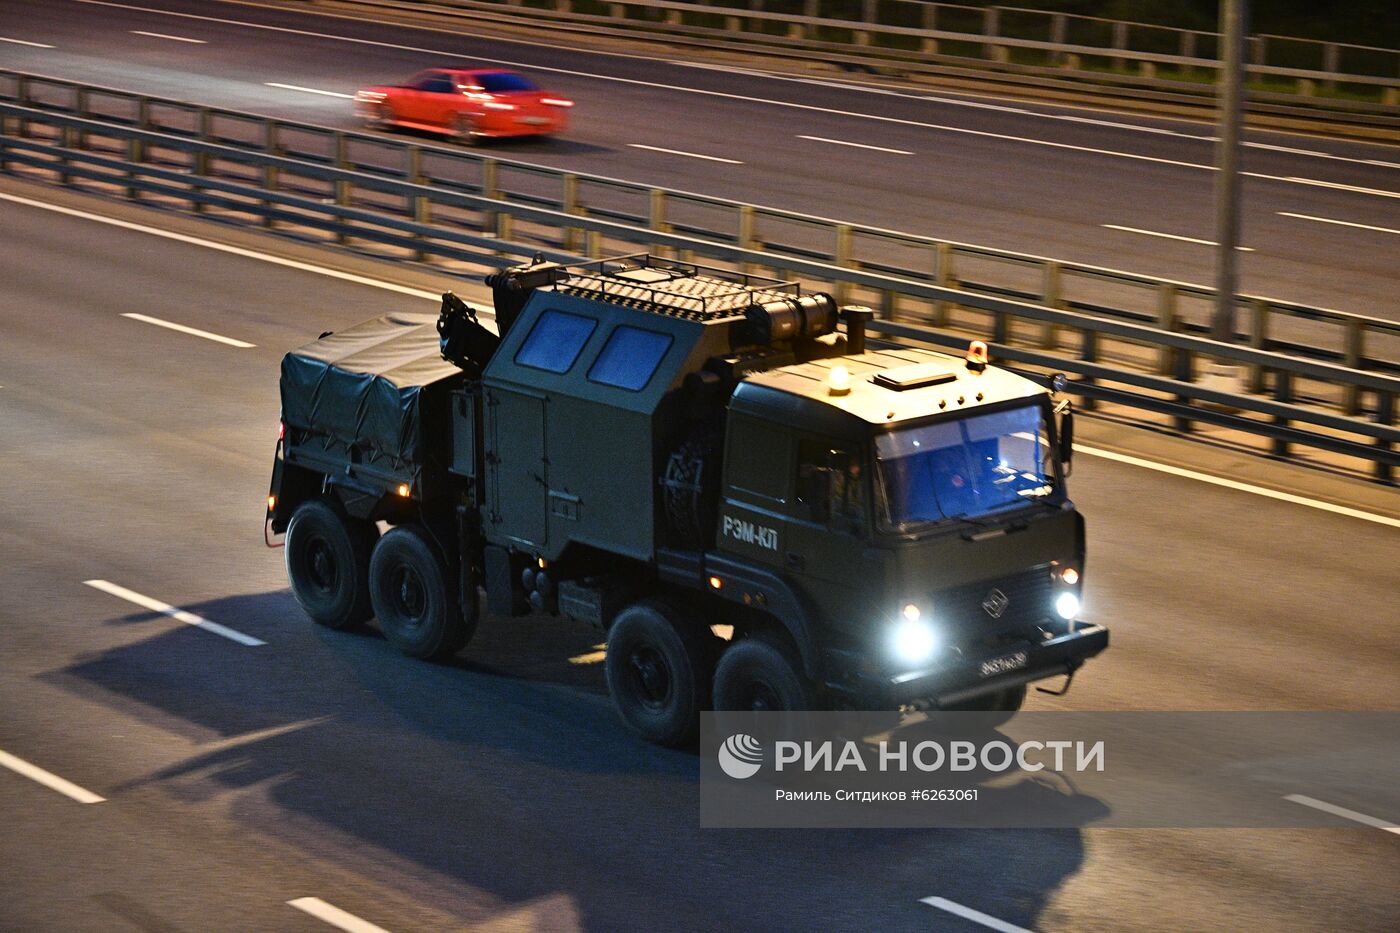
(285, 499), (376, 630)
(713, 633), (813, 712)
(369, 526), (474, 660)
(605, 600), (712, 747)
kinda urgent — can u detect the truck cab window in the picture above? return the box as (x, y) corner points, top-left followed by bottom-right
(796, 440), (866, 534)
(515, 309), (597, 373)
(588, 326), (672, 391)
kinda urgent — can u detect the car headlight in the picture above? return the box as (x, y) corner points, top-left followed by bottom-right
(891, 616), (938, 666)
(1055, 591), (1081, 621)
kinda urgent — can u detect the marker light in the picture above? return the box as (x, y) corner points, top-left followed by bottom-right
(901, 602), (922, 622)
(966, 340), (989, 373)
(267, 494), (276, 512)
(541, 98), (575, 107)
(828, 365), (851, 396)
(1055, 591), (1081, 621)
(709, 576), (724, 590)
(396, 483), (411, 497)
(1060, 567), (1080, 586)
(891, 617), (938, 665)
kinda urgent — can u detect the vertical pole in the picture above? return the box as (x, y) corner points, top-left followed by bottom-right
(1212, 0), (1247, 346)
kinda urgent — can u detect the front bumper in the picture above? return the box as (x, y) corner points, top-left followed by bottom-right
(871, 621), (1108, 709)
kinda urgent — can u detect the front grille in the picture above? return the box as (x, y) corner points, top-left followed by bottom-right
(934, 567), (1052, 643)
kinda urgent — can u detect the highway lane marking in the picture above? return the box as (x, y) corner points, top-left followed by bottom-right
(1281, 176), (1400, 200)
(797, 135), (912, 155)
(287, 897), (392, 933)
(1102, 225), (1254, 251)
(0, 192), (441, 302)
(265, 82), (355, 99)
(64, 1), (1400, 200)
(0, 36), (56, 48)
(1074, 445), (1400, 529)
(0, 748), (106, 804)
(130, 30), (206, 43)
(920, 897), (1031, 932)
(84, 579), (267, 646)
(1279, 212), (1400, 237)
(628, 144), (743, 164)
(1284, 794), (1400, 835)
(121, 312), (256, 348)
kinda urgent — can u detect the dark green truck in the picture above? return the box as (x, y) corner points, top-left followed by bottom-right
(267, 255), (1107, 745)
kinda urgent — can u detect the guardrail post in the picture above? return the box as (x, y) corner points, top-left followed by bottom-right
(1180, 31), (1197, 59)
(932, 242), (955, 326)
(125, 136), (144, 200)
(585, 228), (602, 259)
(137, 97), (152, 130)
(496, 209), (513, 246)
(1322, 43), (1339, 90)
(1343, 317), (1364, 415)
(58, 124), (76, 186)
(1049, 13), (1066, 65)
(1172, 346), (1194, 430)
(482, 158), (500, 235)
(75, 88), (89, 148)
(649, 187), (669, 255)
(738, 205), (759, 270)
(833, 223), (853, 305)
(562, 172), (583, 253)
(1156, 282), (1179, 374)
(262, 119), (280, 229)
(1111, 21), (1128, 71)
(1040, 260), (1062, 349)
(333, 131), (349, 170)
(404, 146), (424, 215)
(412, 194), (432, 262)
(1376, 391), (1395, 483)
(1248, 298), (1269, 393)
(1079, 329), (1098, 411)
(334, 178), (352, 244)
(982, 8), (1006, 62)
(1272, 369), (1293, 458)
(920, 4), (939, 54)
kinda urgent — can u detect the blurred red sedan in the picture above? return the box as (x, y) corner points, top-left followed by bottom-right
(354, 68), (572, 144)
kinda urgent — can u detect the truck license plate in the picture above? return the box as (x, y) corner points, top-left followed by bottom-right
(979, 650), (1028, 678)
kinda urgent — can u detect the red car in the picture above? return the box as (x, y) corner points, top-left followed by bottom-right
(354, 68), (573, 144)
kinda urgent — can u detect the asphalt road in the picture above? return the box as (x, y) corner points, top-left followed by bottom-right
(1, 0), (1398, 318)
(1, 183), (1398, 932)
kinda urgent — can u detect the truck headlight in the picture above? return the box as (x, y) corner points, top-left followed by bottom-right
(1055, 591), (1080, 621)
(891, 616), (938, 665)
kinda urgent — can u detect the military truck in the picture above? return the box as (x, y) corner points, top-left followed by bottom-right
(267, 255), (1107, 746)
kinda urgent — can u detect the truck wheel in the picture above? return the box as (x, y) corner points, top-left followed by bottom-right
(713, 633), (813, 712)
(942, 685), (1026, 727)
(369, 526), (474, 660)
(285, 499), (376, 630)
(605, 600), (711, 747)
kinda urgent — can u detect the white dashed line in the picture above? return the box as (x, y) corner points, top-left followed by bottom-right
(264, 82), (355, 99)
(1280, 176), (1400, 200)
(1284, 794), (1400, 835)
(0, 748), (105, 804)
(287, 897), (392, 933)
(84, 579), (267, 646)
(0, 36), (54, 48)
(130, 30), (206, 43)
(797, 135), (912, 155)
(1278, 212), (1400, 237)
(628, 144), (743, 164)
(1074, 446), (1400, 529)
(921, 897), (1032, 932)
(121, 313), (256, 348)
(1102, 225), (1254, 250)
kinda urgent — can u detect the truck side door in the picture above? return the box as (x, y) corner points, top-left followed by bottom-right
(487, 388), (548, 548)
(716, 414), (790, 569)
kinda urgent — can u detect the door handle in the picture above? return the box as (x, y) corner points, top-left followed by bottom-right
(784, 551), (805, 571)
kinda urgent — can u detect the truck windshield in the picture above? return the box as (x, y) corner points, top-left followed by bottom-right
(875, 405), (1052, 528)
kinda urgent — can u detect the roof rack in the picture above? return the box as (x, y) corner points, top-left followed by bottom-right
(547, 254), (802, 322)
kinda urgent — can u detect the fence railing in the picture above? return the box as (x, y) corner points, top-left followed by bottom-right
(2, 99), (1395, 481)
(330, 0), (1400, 118)
(3, 69), (1396, 399)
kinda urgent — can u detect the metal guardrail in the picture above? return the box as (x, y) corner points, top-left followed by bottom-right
(2, 69), (1396, 400)
(2, 101), (1396, 481)
(327, 0), (1400, 120)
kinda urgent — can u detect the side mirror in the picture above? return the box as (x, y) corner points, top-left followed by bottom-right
(1057, 404), (1074, 476)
